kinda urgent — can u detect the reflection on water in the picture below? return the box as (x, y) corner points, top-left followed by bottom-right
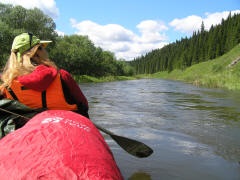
(80, 79), (240, 180)
(129, 172), (151, 180)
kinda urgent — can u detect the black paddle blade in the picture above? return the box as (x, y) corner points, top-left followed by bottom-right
(94, 123), (153, 158)
(110, 134), (153, 158)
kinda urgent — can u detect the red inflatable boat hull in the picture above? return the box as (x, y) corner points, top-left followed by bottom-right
(0, 110), (123, 179)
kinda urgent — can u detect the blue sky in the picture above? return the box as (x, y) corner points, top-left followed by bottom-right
(1, 0), (239, 60)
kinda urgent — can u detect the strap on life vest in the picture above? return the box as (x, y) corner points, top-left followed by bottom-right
(7, 88), (19, 101)
(42, 91), (47, 108)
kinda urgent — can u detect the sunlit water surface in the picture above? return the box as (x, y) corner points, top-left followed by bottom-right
(80, 79), (240, 180)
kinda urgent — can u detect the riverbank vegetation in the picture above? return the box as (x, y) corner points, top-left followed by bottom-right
(73, 75), (136, 83)
(75, 44), (240, 91)
(149, 44), (240, 90)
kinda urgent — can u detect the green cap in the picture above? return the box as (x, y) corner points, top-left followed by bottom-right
(11, 33), (52, 60)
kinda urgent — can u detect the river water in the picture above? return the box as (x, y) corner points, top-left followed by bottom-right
(80, 79), (240, 180)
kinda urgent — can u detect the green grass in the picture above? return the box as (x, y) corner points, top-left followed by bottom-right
(73, 75), (136, 83)
(151, 44), (240, 90)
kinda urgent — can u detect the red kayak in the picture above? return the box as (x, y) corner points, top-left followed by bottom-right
(0, 110), (123, 179)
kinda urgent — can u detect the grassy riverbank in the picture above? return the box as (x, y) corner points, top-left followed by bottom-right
(73, 74), (136, 83)
(138, 44), (240, 90)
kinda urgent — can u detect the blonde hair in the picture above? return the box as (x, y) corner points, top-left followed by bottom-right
(0, 44), (57, 92)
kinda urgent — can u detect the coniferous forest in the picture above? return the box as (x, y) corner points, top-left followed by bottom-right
(129, 13), (240, 74)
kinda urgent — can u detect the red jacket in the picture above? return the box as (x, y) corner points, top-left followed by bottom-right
(14, 65), (88, 113)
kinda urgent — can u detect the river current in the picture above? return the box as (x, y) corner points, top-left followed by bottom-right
(80, 79), (240, 180)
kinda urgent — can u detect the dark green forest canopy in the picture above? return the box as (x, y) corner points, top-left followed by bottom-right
(50, 35), (134, 76)
(0, 3), (57, 66)
(130, 13), (240, 74)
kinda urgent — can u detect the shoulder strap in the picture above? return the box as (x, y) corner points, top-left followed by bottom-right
(7, 88), (19, 100)
(41, 91), (47, 108)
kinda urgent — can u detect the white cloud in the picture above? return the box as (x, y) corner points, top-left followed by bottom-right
(0, 0), (59, 19)
(71, 19), (168, 60)
(169, 15), (202, 34)
(170, 10), (240, 35)
(55, 29), (65, 37)
(203, 10), (240, 29)
(71, 19), (135, 43)
(136, 20), (168, 43)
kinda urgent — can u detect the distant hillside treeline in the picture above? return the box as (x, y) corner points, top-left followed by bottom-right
(0, 3), (134, 77)
(130, 13), (240, 74)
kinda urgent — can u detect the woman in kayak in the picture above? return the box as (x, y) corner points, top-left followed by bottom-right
(0, 33), (89, 118)
(0, 33), (124, 179)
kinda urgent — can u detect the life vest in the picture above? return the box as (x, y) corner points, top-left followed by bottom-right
(4, 74), (78, 111)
